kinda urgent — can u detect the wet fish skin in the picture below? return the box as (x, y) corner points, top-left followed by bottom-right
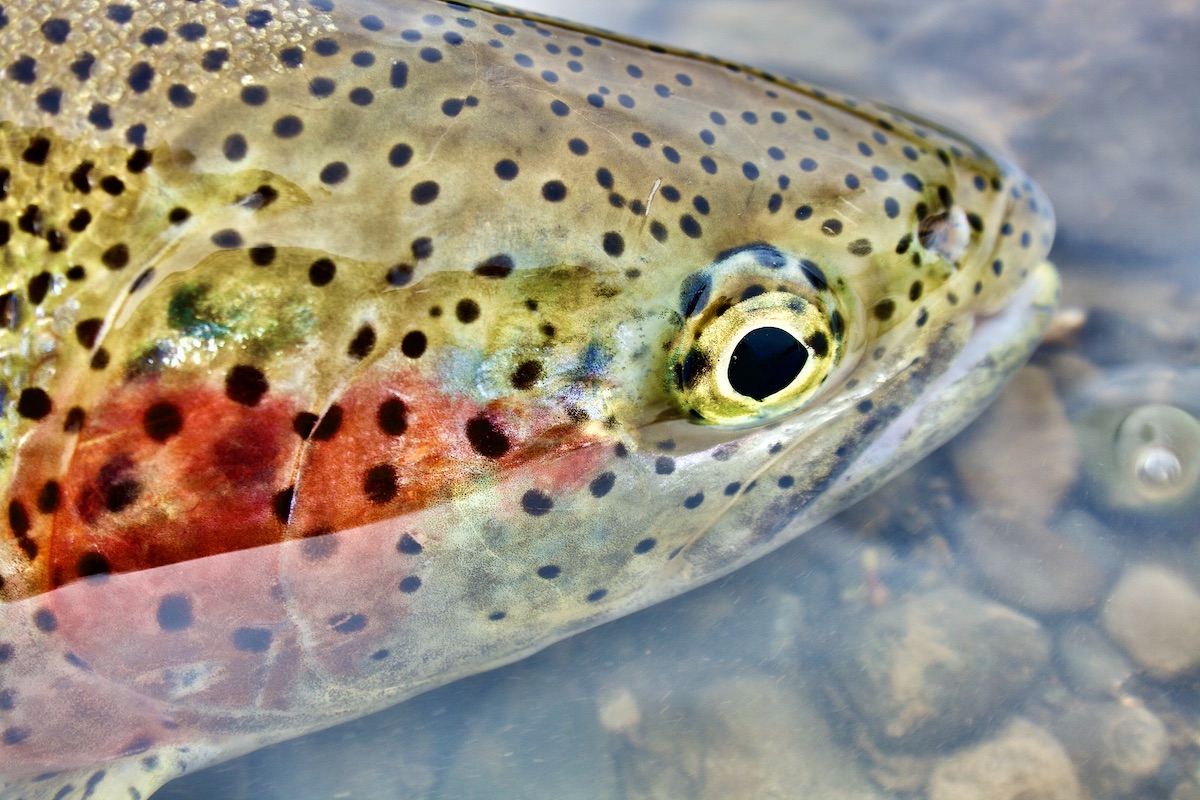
(0, 1), (1056, 797)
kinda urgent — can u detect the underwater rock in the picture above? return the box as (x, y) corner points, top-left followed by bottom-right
(1102, 564), (1200, 680)
(612, 674), (883, 800)
(956, 509), (1112, 614)
(950, 366), (1081, 524)
(1053, 700), (1169, 799)
(1055, 622), (1135, 699)
(438, 668), (620, 800)
(830, 586), (1050, 750)
(927, 718), (1084, 800)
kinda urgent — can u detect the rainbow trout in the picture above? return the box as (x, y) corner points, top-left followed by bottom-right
(0, 1), (1057, 797)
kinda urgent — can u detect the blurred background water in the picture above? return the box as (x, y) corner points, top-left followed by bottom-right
(162, 1), (1200, 797)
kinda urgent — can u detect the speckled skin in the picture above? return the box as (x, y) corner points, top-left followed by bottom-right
(0, 1), (1056, 797)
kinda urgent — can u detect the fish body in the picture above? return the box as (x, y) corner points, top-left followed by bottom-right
(0, 1), (1056, 797)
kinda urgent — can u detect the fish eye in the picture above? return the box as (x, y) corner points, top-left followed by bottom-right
(667, 246), (846, 427)
(917, 206), (970, 264)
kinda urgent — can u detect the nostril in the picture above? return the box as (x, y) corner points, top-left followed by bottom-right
(918, 206), (970, 265)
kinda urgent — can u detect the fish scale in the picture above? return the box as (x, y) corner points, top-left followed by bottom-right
(0, 1), (1057, 797)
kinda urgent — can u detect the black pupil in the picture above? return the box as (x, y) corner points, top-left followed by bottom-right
(727, 326), (807, 401)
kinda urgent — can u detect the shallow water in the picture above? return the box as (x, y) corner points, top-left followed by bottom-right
(160, 1), (1200, 798)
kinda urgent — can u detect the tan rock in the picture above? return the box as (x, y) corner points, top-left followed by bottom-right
(833, 586), (1050, 750)
(957, 509), (1110, 613)
(1054, 701), (1169, 799)
(1056, 622), (1134, 698)
(950, 365), (1081, 523)
(1102, 564), (1200, 679)
(928, 718), (1084, 800)
(616, 674), (883, 800)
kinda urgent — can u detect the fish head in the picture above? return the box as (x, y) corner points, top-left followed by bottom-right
(515, 91), (1061, 603)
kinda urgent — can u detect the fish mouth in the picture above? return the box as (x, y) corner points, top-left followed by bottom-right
(968, 260), (1061, 363)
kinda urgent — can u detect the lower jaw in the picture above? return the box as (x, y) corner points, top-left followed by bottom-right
(852, 258), (1061, 481)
